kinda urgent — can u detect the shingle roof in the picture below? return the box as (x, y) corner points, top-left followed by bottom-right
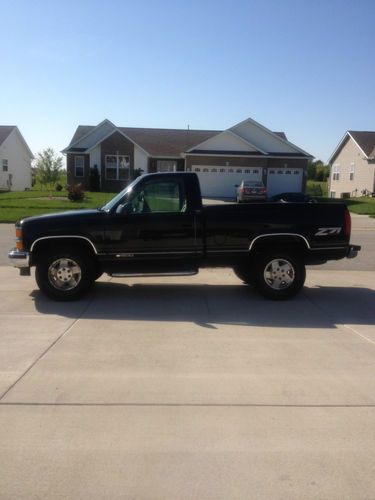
(349, 131), (375, 158)
(0, 126), (16, 146)
(120, 127), (219, 157)
(67, 125), (290, 157)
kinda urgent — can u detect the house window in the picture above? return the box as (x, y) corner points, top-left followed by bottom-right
(74, 156), (84, 177)
(253, 169), (259, 174)
(157, 160), (177, 172)
(2, 159), (8, 172)
(349, 163), (355, 181)
(105, 155), (130, 180)
(332, 164), (340, 181)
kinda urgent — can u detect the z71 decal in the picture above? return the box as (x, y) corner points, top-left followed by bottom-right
(315, 227), (342, 236)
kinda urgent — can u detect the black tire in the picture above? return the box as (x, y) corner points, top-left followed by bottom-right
(233, 265), (253, 285)
(35, 248), (95, 301)
(253, 252), (306, 300)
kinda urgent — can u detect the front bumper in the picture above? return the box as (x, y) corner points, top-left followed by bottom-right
(8, 249), (31, 274)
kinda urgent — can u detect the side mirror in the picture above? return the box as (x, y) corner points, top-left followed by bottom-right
(116, 202), (133, 214)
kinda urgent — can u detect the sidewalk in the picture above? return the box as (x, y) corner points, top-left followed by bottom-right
(351, 213), (375, 230)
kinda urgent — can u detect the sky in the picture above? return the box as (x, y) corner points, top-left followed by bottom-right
(1, 0), (374, 163)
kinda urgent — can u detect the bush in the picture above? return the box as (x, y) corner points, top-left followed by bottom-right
(55, 183), (63, 192)
(67, 183), (85, 202)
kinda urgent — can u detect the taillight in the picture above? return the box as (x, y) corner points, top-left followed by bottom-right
(344, 209), (351, 237)
(15, 227), (24, 251)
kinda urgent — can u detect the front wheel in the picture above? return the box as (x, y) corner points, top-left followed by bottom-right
(253, 252), (305, 300)
(35, 249), (95, 301)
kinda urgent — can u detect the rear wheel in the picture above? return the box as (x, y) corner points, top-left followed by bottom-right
(253, 252), (305, 300)
(35, 248), (95, 301)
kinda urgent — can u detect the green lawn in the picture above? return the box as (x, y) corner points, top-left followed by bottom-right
(1, 185), (375, 223)
(0, 189), (116, 223)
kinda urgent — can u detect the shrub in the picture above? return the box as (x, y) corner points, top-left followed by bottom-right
(67, 183), (85, 202)
(55, 183), (63, 192)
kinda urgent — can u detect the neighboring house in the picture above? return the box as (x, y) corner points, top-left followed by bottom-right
(63, 118), (312, 197)
(328, 131), (375, 198)
(0, 126), (34, 191)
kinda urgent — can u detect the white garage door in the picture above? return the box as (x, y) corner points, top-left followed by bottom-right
(266, 169), (303, 197)
(191, 166), (262, 198)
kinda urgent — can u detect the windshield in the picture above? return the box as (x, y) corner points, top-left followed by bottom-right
(100, 175), (144, 212)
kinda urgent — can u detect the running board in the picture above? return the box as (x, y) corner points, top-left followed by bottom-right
(110, 270), (198, 278)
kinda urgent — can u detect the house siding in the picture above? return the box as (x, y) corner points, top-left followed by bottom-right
(329, 136), (374, 197)
(185, 155), (267, 170)
(0, 130), (32, 191)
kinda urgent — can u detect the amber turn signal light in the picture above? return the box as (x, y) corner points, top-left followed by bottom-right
(15, 227), (24, 251)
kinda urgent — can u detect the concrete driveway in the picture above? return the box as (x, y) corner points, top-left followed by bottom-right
(0, 216), (375, 499)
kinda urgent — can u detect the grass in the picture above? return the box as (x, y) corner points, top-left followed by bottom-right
(0, 189), (116, 223)
(306, 181), (328, 197)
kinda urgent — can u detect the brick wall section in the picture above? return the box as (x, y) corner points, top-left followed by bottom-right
(67, 154), (90, 190)
(101, 131), (135, 192)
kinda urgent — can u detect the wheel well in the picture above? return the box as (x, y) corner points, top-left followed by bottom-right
(249, 236), (308, 259)
(31, 238), (97, 265)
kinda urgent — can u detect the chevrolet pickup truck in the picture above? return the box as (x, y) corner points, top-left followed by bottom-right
(9, 172), (360, 301)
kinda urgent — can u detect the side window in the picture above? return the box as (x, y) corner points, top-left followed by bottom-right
(75, 156), (84, 177)
(123, 179), (187, 214)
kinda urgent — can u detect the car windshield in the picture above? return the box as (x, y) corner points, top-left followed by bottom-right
(100, 175), (144, 212)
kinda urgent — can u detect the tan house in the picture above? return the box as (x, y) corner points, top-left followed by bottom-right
(63, 118), (312, 198)
(328, 131), (375, 198)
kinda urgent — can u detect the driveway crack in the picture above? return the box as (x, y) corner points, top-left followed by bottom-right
(0, 296), (93, 402)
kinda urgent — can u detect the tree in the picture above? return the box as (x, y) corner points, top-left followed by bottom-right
(307, 160), (329, 182)
(35, 148), (63, 190)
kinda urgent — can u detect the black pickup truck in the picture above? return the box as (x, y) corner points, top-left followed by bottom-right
(9, 172), (360, 301)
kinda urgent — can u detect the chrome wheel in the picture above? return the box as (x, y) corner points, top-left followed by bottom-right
(263, 258), (295, 290)
(47, 258), (82, 291)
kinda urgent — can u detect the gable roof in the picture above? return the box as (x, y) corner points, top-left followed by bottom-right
(120, 127), (219, 157)
(66, 123), (220, 157)
(65, 121), (294, 158)
(329, 131), (375, 163)
(348, 131), (375, 158)
(0, 126), (34, 158)
(0, 126), (16, 147)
